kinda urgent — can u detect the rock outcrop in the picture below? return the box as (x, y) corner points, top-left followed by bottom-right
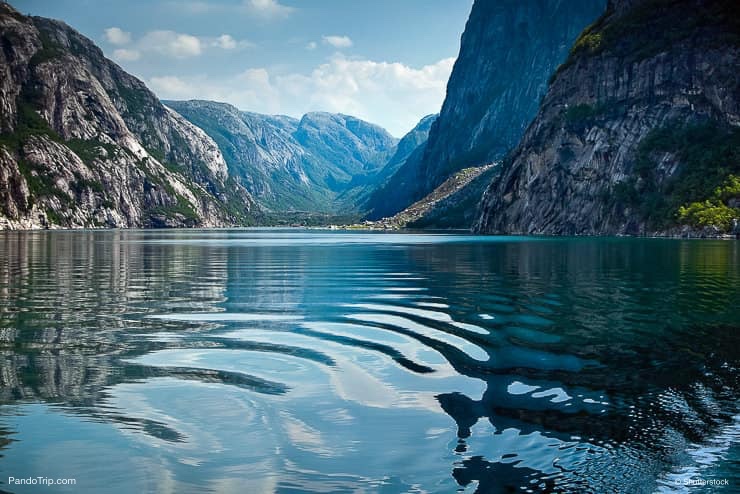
(368, 164), (497, 230)
(166, 100), (398, 213)
(0, 4), (257, 229)
(476, 0), (740, 235)
(367, 0), (607, 219)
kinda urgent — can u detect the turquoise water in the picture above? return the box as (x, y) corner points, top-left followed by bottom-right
(0, 230), (737, 493)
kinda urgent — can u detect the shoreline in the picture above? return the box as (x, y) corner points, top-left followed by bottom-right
(0, 224), (737, 240)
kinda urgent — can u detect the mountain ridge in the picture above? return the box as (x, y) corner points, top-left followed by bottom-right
(0, 3), (259, 229)
(167, 99), (409, 213)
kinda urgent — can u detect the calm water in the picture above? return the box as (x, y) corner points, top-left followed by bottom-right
(0, 230), (738, 493)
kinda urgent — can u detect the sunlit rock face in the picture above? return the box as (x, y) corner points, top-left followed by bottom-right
(0, 3), (257, 229)
(368, 0), (606, 219)
(476, 0), (740, 235)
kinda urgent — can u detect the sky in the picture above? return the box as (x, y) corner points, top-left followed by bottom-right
(13, 0), (473, 136)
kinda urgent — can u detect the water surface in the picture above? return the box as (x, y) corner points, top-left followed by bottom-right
(0, 230), (738, 493)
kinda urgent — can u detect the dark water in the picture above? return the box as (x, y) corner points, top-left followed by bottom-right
(0, 230), (738, 493)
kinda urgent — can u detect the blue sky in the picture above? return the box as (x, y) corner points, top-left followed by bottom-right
(13, 0), (473, 136)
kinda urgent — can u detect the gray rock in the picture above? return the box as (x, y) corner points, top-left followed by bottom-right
(369, 0), (606, 219)
(476, 0), (740, 235)
(0, 3), (257, 229)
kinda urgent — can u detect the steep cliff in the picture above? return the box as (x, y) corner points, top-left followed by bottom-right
(367, 0), (607, 219)
(0, 4), (257, 229)
(166, 100), (398, 213)
(379, 114), (436, 182)
(362, 114), (436, 219)
(476, 0), (740, 235)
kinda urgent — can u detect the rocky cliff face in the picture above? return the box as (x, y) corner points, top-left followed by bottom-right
(363, 114), (436, 219)
(368, 0), (607, 219)
(0, 4), (257, 229)
(166, 100), (397, 213)
(476, 0), (740, 235)
(381, 114), (436, 180)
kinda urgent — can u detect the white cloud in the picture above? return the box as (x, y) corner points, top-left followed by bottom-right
(305, 41), (317, 51)
(149, 55), (455, 136)
(107, 30), (252, 62)
(141, 31), (202, 59)
(245, 0), (294, 18)
(213, 34), (237, 50)
(112, 48), (141, 62)
(210, 34), (254, 50)
(168, 0), (295, 18)
(149, 76), (194, 97)
(104, 27), (131, 46)
(322, 35), (353, 49)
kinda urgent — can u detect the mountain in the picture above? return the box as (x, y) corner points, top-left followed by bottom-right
(362, 114), (436, 219)
(365, 0), (607, 220)
(368, 164), (497, 230)
(476, 0), (740, 235)
(166, 100), (398, 213)
(0, 4), (258, 229)
(369, 114), (436, 186)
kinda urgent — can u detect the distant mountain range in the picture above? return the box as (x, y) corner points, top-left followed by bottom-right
(166, 100), (403, 213)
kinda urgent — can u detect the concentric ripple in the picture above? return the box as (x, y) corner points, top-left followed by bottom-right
(0, 230), (737, 493)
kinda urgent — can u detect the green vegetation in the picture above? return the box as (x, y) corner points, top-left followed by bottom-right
(562, 102), (613, 131)
(106, 82), (160, 144)
(262, 211), (359, 227)
(0, 99), (112, 222)
(609, 122), (740, 231)
(715, 174), (740, 202)
(66, 138), (118, 165)
(217, 179), (262, 226)
(149, 194), (199, 225)
(0, 100), (61, 151)
(72, 176), (104, 194)
(571, 31), (602, 55)
(16, 158), (45, 196)
(0, 99), (71, 215)
(44, 207), (63, 225)
(115, 82), (151, 116)
(29, 29), (64, 67)
(564, 103), (603, 123)
(144, 146), (189, 176)
(678, 175), (740, 232)
(16, 156), (72, 218)
(677, 201), (737, 232)
(560, 101), (628, 133)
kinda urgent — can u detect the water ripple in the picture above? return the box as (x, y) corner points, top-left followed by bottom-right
(0, 231), (737, 493)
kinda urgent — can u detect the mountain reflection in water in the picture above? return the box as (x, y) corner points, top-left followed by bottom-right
(0, 231), (737, 493)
